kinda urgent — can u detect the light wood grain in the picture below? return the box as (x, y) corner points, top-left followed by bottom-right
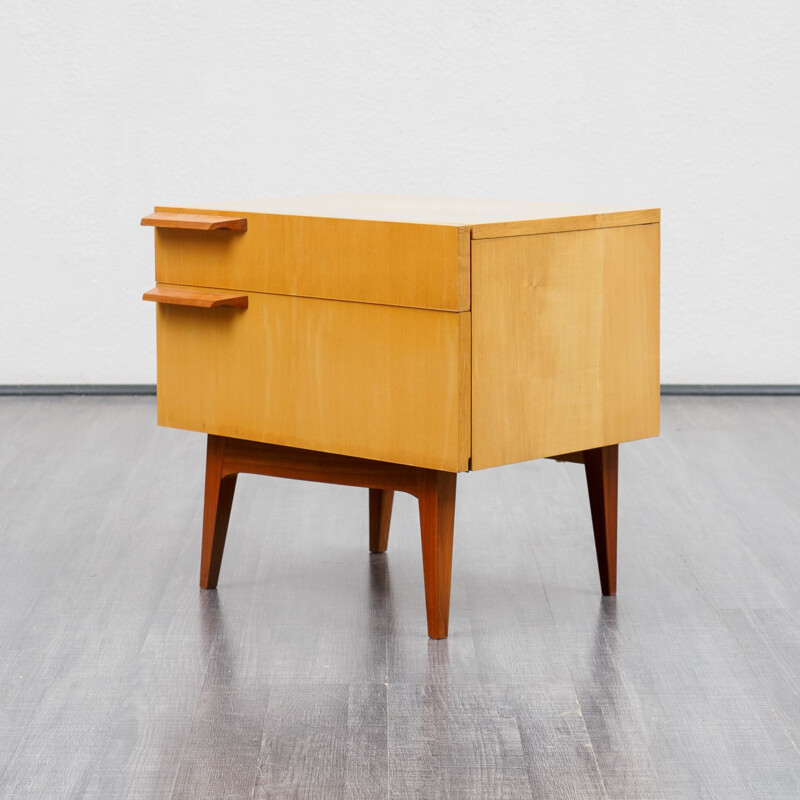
(142, 285), (248, 309)
(155, 286), (470, 471)
(162, 194), (658, 235)
(470, 208), (659, 239)
(154, 208), (469, 311)
(602, 223), (661, 442)
(457, 225), (471, 310)
(141, 211), (247, 231)
(471, 223), (660, 469)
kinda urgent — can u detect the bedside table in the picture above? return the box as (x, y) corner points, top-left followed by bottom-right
(142, 195), (660, 638)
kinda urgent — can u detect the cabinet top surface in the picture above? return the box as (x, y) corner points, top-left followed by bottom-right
(157, 194), (659, 238)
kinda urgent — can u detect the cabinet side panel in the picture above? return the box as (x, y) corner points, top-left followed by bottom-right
(156, 290), (467, 471)
(603, 223), (660, 443)
(471, 225), (660, 470)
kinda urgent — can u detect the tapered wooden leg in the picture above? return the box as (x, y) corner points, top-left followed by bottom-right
(369, 489), (394, 553)
(583, 444), (618, 596)
(200, 435), (238, 589)
(417, 472), (457, 639)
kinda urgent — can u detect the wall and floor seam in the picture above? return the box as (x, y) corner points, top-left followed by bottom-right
(1, 385), (799, 397)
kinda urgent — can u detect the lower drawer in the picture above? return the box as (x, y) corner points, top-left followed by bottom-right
(154, 285), (470, 471)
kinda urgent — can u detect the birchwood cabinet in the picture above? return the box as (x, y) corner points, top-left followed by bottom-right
(143, 195), (660, 638)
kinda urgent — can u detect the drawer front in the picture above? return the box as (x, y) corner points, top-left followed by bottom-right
(154, 286), (471, 471)
(153, 208), (470, 312)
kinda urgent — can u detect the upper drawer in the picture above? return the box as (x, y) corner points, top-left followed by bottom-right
(148, 207), (470, 311)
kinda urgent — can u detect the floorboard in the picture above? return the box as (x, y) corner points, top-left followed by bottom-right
(0, 396), (799, 798)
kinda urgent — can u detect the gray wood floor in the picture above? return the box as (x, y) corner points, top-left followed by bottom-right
(1, 396), (800, 798)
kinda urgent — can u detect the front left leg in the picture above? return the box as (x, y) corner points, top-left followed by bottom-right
(200, 435), (238, 589)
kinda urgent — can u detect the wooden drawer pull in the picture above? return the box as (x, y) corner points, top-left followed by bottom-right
(141, 212), (247, 232)
(142, 286), (248, 309)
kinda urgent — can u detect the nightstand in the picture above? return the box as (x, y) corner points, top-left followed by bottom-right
(142, 195), (659, 638)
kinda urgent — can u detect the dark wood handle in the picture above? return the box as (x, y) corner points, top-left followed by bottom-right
(142, 286), (248, 309)
(141, 212), (247, 231)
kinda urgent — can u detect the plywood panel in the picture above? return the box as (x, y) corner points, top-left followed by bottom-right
(154, 286), (470, 471)
(154, 210), (469, 311)
(471, 224), (660, 469)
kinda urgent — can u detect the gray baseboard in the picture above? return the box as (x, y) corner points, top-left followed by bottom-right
(1, 384), (799, 397)
(660, 384), (800, 396)
(0, 384), (158, 395)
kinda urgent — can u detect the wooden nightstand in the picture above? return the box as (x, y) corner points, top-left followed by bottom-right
(142, 195), (660, 638)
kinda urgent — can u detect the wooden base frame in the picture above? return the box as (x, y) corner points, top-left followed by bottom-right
(201, 435), (457, 639)
(201, 435), (619, 639)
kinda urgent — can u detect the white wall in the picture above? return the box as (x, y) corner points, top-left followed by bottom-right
(1, 1), (798, 385)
